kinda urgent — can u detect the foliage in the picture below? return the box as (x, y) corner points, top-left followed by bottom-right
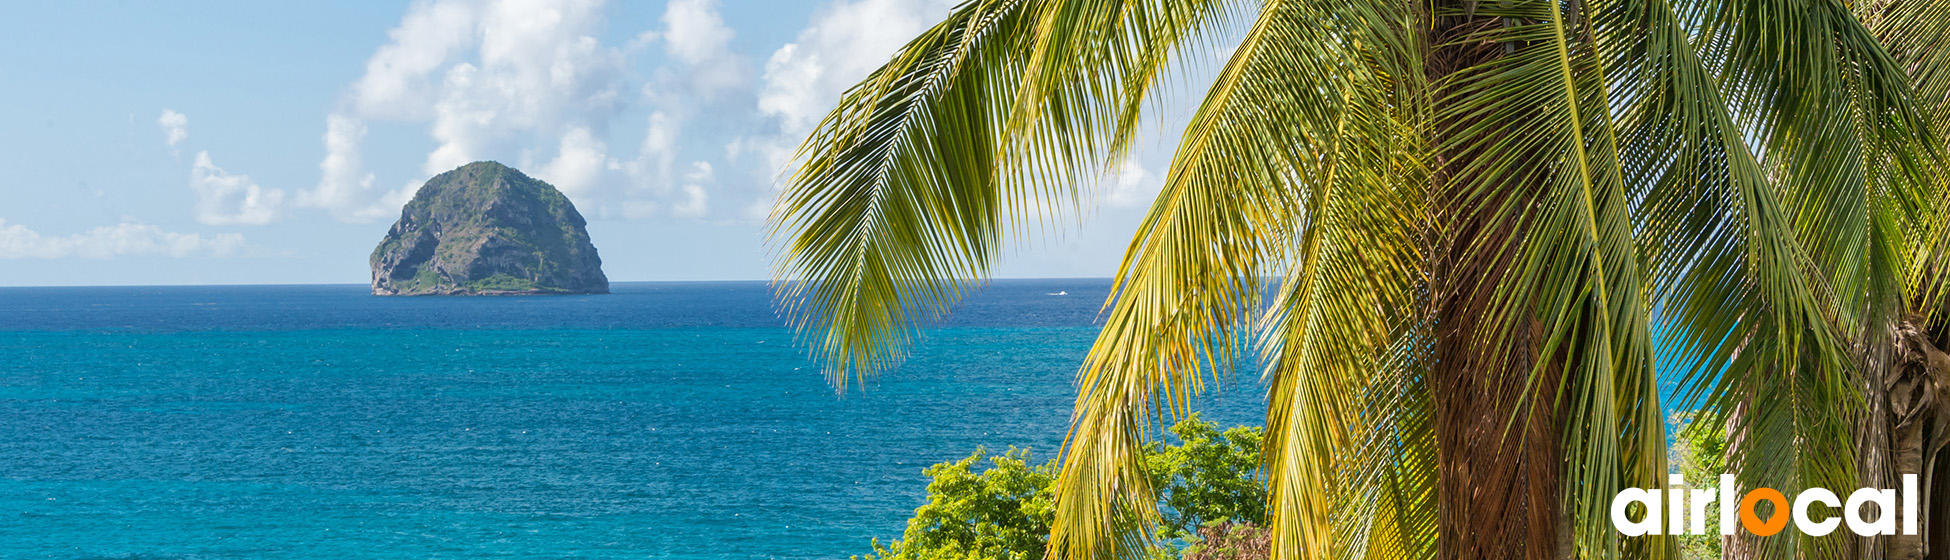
(1668, 411), (1725, 560)
(860, 448), (1056, 560)
(1669, 411), (1725, 480)
(773, 0), (1950, 558)
(862, 417), (1264, 560)
(1145, 414), (1266, 540)
(466, 273), (544, 293)
(1181, 522), (1270, 560)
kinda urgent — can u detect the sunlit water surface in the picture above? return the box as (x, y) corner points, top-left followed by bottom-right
(0, 280), (1267, 559)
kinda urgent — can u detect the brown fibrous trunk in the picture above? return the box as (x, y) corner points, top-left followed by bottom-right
(1876, 317), (1950, 560)
(1427, 5), (1570, 559)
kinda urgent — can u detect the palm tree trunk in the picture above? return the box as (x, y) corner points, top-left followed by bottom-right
(1431, 308), (1567, 560)
(1872, 317), (1950, 560)
(1930, 453), (1950, 560)
(1426, 5), (1571, 559)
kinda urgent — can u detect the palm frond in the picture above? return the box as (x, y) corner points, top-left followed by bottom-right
(1434, 1), (1670, 556)
(1253, 5), (1432, 560)
(1860, 0), (1950, 318)
(772, 2), (1950, 560)
(772, 0), (1223, 389)
(1602, 1), (1859, 559)
(1049, 0), (1421, 557)
(1861, 0), (1950, 131)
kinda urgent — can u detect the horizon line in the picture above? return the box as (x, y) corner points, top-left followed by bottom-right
(0, 276), (1118, 290)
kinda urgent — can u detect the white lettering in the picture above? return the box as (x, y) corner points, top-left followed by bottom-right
(1844, 488), (1896, 536)
(1793, 488), (1841, 536)
(1689, 487), (1716, 535)
(1612, 487), (1663, 536)
(1719, 475), (1737, 535)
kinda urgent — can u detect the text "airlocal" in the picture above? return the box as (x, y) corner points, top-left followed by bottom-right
(1611, 474), (1921, 537)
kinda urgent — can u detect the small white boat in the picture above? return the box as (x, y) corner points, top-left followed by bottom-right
(1047, 291), (1068, 296)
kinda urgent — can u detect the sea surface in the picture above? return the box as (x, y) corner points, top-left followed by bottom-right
(0, 280), (1266, 559)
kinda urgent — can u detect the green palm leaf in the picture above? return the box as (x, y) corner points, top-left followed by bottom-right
(771, 1), (1950, 559)
(773, 0), (1223, 389)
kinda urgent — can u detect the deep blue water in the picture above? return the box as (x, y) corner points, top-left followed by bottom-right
(0, 280), (1265, 559)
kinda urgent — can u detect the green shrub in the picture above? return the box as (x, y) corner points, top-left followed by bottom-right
(859, 448), (1055, 560)
(1146, 415), (1266, 540)
(860, 415), (1266, 560)
(1670, 410), (1726, 560)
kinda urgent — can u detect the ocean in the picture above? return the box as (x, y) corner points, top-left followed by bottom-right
(0, 280), (1266, 559)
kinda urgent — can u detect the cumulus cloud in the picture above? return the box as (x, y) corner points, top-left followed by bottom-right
(620, 158), (713, 220)
(157, 109), (189, 147)
(190, 152), (286, 226)
(634, 111), (678, 181)
(296, 0), (954, 226)
(672, 161), (713, 218)
(1105, 159), (1160, 208)
(610, 0), (752, 220)
(536, 126), (612, 198)
(304, 115), (404, 222)
(0, 219), (245, 259)
(349, 0), (480, 120)
(756, 0), (954, 136)
(315, 0), (626, 222)
(614, 111), (692, 217)
(662, 0), (732, 64)
(658, 0), (748, 97)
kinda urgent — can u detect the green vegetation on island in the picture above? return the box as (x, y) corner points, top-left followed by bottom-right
(370, 161), (608, 296)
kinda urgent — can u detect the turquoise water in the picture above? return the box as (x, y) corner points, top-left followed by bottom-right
(0, 281), (1264, 559)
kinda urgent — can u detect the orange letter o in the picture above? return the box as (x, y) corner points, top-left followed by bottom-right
(1741, 488), (1790, 536)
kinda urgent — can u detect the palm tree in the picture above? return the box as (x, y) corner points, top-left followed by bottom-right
(767, 1), (1948, 559)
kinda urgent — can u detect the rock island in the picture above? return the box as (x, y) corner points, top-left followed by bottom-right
(370, 161), (608, 295)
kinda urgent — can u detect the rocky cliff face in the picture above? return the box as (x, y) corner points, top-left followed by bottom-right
(370, 161), (608, 296)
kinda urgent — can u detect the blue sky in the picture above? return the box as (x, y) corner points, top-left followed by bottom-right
(0, 1), (1198, 287)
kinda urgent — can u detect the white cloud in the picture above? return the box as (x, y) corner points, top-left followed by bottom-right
(616, 0), (744, 221)
(299, 0), (955, 226)
(1105, 159), (1159, 208)
(606, 0), (753, 221)
(536, 126), (611, 198)
(614, 111), (698, 216)
(622, 158), (713, 219)
(675, 184), (709, 218)
(756, 0), (954, 136)
(157, 109), (189, 147)
(315, 0), (626, 222)
(671, 161), (713, 218)
(190, 152), (286, 226)
(662, 0), (732, 64)
(634, 111), (677, 181)
(0, 219), (245, 259)
(658, 0), (747, 97)
(306, 114), (404, 222)
(350, 0), (480, 120)
(423, 0), (623, 175)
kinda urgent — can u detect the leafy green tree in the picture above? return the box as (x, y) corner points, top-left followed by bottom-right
(1668, 411), (1725, 560)
(1146, 414), (1266, 540)
(861, 448), (1056, 560)
(771, 0), (1950, 558)
(865, 418), (1266, 560)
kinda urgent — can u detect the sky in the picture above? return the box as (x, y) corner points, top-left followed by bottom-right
(0, 1), (1214, 287)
